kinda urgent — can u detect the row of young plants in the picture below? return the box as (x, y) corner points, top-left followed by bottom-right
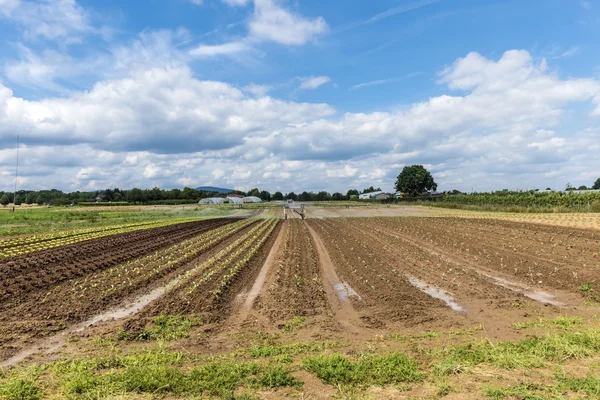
(66, 219), (256, 300)
(210, 219), (279, 300)
(160, 218), (278, 309)
(0, 217), (204, 258)
(361, 216), (598, 293)
(437, 191), (600, 209)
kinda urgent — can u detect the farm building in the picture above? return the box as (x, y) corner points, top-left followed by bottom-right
(242, 196), (262, 203)
(375, 193), (391, 200)
(225, 196), (243, 204)
(199, 197), (225, 205)
(358, 191), (382, 200)
(199, 197), (244, 205)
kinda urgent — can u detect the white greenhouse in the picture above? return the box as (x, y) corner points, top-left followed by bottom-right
(225, 196), (244, 204)
(199, 197), (225, 205)
(242, 196), (262, 203)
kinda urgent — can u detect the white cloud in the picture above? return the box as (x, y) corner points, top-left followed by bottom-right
(190, 0), (203, 4)
(0, 0), (93, 42)
(242, 83), (272, 96)
(222, 0), (249, 6)
(248, 0), (328, 45)
(327, 165), (358, 178)
(337, 0), (439, 32)
(350, 73), (420, 90)
(212, 168), (226, 180)
(299, 76), (331, 90)
(553, 45), (581, 59)
(581, 1), (591, 10)
(2, 49), (600, 193)
(189, 41), (251, 57)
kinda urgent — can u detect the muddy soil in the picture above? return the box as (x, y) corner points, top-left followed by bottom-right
(0, 219), (254, 361)
(4, 215), (599, 371)
(240, 220), (335, 332)
(355, 217), (600, 294)
(0, 218), (239, 303)
(132, 220), (281, 323)
(306, 219), (464, 330)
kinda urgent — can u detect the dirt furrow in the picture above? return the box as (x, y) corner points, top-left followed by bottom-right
(0, 218), (239, 303)
(0, 220), (256, 361)
(359, 217), (600, 295)
(306, 219), (460, 330)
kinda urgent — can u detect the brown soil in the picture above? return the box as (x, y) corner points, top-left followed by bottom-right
(0, 218), (238, 303)
(0, 219), (252, 360)
(134, 220), (281, 323)
(355, 217), (600, 295)
(306, 219), (463, 331)
(3, 215), (600, 377)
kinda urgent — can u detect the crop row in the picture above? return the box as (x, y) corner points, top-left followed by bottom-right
(64, 219), (256, 301)
(0, 218), (205, 258)
(157, 218), (278, 310)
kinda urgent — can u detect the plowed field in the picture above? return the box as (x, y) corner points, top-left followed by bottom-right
(1, 211), (599, 399)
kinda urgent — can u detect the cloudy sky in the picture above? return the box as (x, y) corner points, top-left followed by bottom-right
(0, 0), (599, 193)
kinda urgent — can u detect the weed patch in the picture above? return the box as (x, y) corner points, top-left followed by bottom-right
(303, 352), (421, 387)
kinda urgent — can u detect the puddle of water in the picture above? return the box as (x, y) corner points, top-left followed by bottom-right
(407, 276), (466, 312)
(333, 282), (362, 301)
(483, 274), (564, 307)
(1, 284), (172, 368)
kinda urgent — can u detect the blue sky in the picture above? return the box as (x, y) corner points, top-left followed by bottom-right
(0, 0), (599, 193)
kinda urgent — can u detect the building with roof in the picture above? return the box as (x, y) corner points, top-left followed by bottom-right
(226, 196), (243, 204)
(242, 196), (262, 203)
(358, 191), (382, 200)
(199, 197), (225, 205)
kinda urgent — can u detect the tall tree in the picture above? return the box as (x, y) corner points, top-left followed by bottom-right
(362, 186), (381, 194)
(286, 192), (297, 201)
(332, 192), (344, 201)
(346, 189), (359, 198)
(0, 194), (8, 206)
(316, 191), (331, 201)
(299, 191), (312, 201)
(259, 190), (271, 202)
(272, 191), (283, 201)
(593, 178), (600, 190)
(247, 188), (260, 197)
(395, 165), (437, 196)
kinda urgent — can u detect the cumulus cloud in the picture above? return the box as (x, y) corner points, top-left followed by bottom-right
(242, 83), (272, 96)
(0, 0), (93, 42)
(248, 0), (328, 45)
(298, 76), (331, 90)
(189, 41), (251, 57)
(1, 49), (600, 192)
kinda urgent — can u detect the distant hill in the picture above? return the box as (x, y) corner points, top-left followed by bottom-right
(195, 186), (234, 193)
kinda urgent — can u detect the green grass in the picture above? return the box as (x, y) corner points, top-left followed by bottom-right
(283, 316), (305, 332)
(580, 283), (594, 292)
(485, 374), (600, 399)
(433, 330), (600, 376)
(0, 206), (237, 236)
(117, 315), (203, 341)
(485, 382), (557, 400)
(512, 316), (584, 331)
(3, 324), (600, 398)
(302, 352), (422, 387)
(248, 341), (343, 358)
(0, 379), (42, 400)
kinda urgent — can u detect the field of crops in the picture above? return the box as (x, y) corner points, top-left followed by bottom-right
(1, 208), (599, 399)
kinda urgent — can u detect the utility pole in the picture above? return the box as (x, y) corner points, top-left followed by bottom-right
(13, 135), (19, 212)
